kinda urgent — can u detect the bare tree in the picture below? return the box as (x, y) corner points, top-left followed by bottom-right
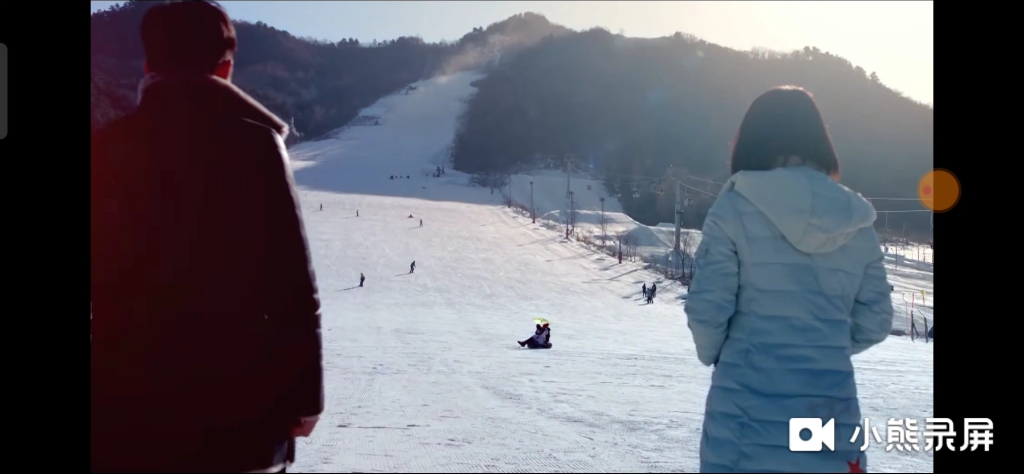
(622, 233), (638, 262)
(615, 231), (628, 260)
(679, 233), (696, 282)
(470, 171), (508, 192)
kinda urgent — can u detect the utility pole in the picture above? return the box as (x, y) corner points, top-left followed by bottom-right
(530, 181), (535, 223)
(568, 191), (576, 237)
(564, 157), (571, 238)
(673, 180), (682, 252)
(565, 156), (572, 199)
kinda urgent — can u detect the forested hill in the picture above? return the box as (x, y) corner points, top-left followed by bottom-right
(453, 28), (933, 238)
(91, 3), (932, 238)
(91, 2), (570, 139)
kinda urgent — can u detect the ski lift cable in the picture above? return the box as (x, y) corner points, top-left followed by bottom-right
(554, 159), (934, 215)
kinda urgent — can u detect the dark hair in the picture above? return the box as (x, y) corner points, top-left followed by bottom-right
(730, 86), (840, 178)
(140, 0), (237, 75)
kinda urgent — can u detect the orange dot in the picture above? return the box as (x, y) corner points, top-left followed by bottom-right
(918, 169), (960, 212)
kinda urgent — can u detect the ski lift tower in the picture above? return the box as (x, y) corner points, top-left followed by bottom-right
(669, 180), (686, 278)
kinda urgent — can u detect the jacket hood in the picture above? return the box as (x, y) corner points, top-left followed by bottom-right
(137, 73), (289, 139)
(723, 166), (877, 253)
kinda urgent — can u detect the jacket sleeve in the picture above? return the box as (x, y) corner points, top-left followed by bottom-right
(850, 233), (893, 354)
(262, 130), (324, 418)
(686, 196), (740, 367)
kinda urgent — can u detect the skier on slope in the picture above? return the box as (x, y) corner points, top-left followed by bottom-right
(410, 261), (416, 274)
(649, 283), (657, 303)
(356, 209), (359, 217)
(642, 283), (647, 299)
(419, 219), (423, 227)
(319, 203), (322, 211)
(359, 273), (365, 287)
(518, 322), (552, 349)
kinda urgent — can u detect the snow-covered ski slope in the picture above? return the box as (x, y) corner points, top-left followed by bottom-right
(287, 72), (933, 472)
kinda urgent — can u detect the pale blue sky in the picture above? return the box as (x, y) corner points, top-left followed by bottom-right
(91, 1), (933, 105)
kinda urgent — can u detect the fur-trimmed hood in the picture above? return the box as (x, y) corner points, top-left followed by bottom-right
(137, 73), (289, 139)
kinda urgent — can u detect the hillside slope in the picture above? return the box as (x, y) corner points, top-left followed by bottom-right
(91, 3), (570, 139)
(286, 70), (934, 473)
(453, 28), (934, 236)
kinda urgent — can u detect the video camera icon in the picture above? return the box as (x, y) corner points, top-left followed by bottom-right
(789, 418), (835, 451)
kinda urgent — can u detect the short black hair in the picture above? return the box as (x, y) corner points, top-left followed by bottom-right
(140, 0), (237, 75)
(730, 86), (840, 178)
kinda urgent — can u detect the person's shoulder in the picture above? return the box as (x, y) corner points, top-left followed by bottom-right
(226, 118), (288, 163)
(231, 116), (284, 144)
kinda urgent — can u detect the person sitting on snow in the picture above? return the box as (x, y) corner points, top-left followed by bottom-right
(518, 323), (551, 348)
(517, 324), (544, 348)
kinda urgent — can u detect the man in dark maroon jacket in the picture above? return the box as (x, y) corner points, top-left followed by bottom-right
(90, 2), (323, 472)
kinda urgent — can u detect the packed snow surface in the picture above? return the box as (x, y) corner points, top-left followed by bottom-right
(287, 72), (933, 472)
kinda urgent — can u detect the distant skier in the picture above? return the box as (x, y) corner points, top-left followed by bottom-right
(408, 214), (414, 218)
(419, 219), (423, 227)
(319, 204), (322, 211)
(410, 261), (416, 274)
(649, 283), (657, 303)
(642, 283), (647, 299)
(359, 273), (365, 287)
(356, 209), (359, 217)
(518, 322), (552, 349)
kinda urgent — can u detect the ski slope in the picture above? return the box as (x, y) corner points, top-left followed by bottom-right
(286, 72), (934, 472)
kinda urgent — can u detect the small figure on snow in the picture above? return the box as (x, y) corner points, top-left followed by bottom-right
(319, 203), (322, 211)
(359, 273), (365, 287)
(356, 209), (359, 217)
(419, 219), (423, 227)
(408, 214), (414, 218)
(647, 283), (657, 304)
(641, 283), (647, 299)
(410, 261), (416, 274)
(518, 322), (552, 349)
